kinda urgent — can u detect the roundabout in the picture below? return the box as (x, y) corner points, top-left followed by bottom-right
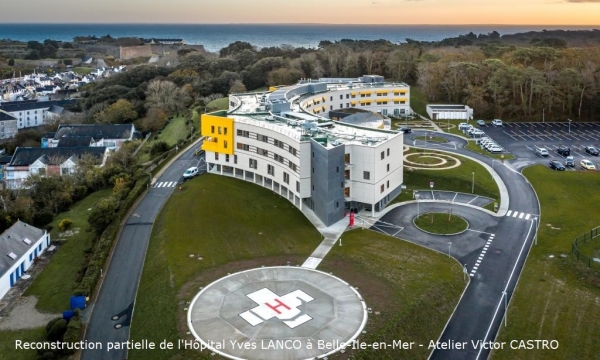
(403, 151), (462, 170)
(187, 266), (368, 360)
(413, 212), (469, 235)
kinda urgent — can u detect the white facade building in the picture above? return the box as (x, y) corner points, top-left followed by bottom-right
(0, 221), (50, 300)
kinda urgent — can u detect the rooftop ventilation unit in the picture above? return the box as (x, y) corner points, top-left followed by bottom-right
(23, 238), (32, 245)
(7, 252), (17, 260)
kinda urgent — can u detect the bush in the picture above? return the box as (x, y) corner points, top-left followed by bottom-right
(47, 318), (68, 342)
(150, 141), (170, 157)
(8, 58), (14, 66)
(45, 317), (63, 334)
(62, 317), (82, 355)
(88, 196), (119, 235)
(58, 218), (73, 232)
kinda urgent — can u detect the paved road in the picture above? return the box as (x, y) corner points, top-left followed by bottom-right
(398, 132), (540, 359)
(81, 146), (205, 360)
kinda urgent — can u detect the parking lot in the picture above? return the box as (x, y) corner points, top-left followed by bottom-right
(475, 121), (600, 169)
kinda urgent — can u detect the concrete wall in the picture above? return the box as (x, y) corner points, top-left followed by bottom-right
(310, 139), (345, 226)
(120, 45), (153, 60)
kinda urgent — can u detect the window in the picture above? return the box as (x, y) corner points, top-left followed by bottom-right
(363, 171), (370, 180)
(296, 181), (300, 192)
(387, 164), (390, 172)
(260, 148), (268, 156)
(339, 95), (343, 100)
(268, 165), (274, 176)
(224, 127), (228, 135)
(336, 201), (339, 208)
(381, 184), (385, 193)
(218, 126), (222, 135)
(312, 152), (314, 158)
(249, 158), (257, 169)
(234, 155), (237, 164)
(211, 126), (215, 133)
(387, 180), (390, 189)
(237, 129), (242, 136)
(283, 172), (289, 184)
(339, 104), (342, 108)
(225, 154), (230, 162)
(346, 94), (349, 99)
(312, 167), (314, 174)
(387, 148), (390, 156)
(215, 153), (219, 160)
(237, 143), (243, 149)
(381, 151), (385, 160)
(346, 103), (349, 107)
(341, 182), (344, 188)
(330, 105), (333, 111)
(330, 96), (333, 101)
(336, 166), (339, 173)
(223, 140), (228, 149)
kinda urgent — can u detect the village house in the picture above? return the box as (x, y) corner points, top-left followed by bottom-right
(42, 123), (138, 150)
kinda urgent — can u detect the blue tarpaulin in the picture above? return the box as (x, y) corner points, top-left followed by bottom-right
(70, 295), (86, 310)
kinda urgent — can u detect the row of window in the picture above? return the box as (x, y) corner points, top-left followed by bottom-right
(237, 129), (299, 157)
(210, 125), (228, 135)
(236, 142), (299, 173)
(248, 158), (297, 189)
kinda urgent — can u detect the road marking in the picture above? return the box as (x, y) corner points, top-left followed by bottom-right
(506, 210), (512, 216)
(519, 212), (525, 219)
(512, 211), (518, 218)
(482, 250), (487, 254)
(467, 196), (479, 204)
(525, 214), (531, 220)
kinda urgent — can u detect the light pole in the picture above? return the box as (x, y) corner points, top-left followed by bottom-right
(492, 159), (496, 171)
(533, 217), (538, 245)
(447, 242), (452, 258)
(542, 108), (545, 123)
(568, 119), (572, 135)
(471, 172), (475, 194)
(416, 194), (420, 218)
(502, 290), (508, 327)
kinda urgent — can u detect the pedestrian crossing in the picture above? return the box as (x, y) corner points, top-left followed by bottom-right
(505, 210), (533, 220)
(470, 234), (494, 277)
(153, 181), (178, 188)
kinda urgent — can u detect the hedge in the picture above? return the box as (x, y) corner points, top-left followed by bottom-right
(73, 177), (149, 297)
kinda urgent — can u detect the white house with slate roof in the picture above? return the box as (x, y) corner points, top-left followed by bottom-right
(44, 123), (138, 151)
(0, 221), (49, 300)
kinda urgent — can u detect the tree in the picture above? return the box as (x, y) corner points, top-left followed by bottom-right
(95, 99), (138, 124)
(229, 80), (247, 94)
(7, 58), (14, 66)
(266, 68), (303, 86)
(140, 107), (167, 132)
(145, 80), (189, 114)
(88, 196), (119, 234)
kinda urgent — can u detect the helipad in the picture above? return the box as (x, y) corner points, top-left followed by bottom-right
(187, 266), (368, 360)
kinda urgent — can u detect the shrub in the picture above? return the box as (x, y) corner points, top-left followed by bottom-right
(62, 317), (82, 354)
(88, 196), (119, 235)
(47, 318), (68, 342)
(58, 218), (73, 232)
(150, 141), (170, 157)
(45, 317), (63, 334)
(8, 58), (14, 66)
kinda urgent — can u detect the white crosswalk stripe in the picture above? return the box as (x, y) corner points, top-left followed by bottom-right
(469, 234), (495, 278)
(154, 181), (177, 188)
(512, 211), (518, 218)
(518, 212), (525, 219)
(506, 209), (534, 221)
(506, 210), (512, 217)
(525, 214), (531, 220)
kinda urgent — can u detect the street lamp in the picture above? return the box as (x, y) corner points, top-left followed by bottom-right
(447, 242), (452, 258)
(542, 108), (545, 123)
(533, 217), (538, 245)
(568, 119), (572, 135)
(416, 194), (420, 218)
(502, 290), (508, 327)
(471, 172), (475, 194)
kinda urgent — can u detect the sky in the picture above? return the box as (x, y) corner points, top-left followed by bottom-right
(2, 0), (600, 25)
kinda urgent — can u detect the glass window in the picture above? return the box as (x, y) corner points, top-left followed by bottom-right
(363, 171), (370, 180)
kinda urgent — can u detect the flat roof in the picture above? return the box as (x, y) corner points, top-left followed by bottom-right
(188, 266), (367, 360)
(427, 105), (467, 110)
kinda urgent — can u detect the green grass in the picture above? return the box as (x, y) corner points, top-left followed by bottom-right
(409, 85), (429, 118)
(465, 141), (516, 160)
(129, 175), (321, 360)
(493, 166), (600, 360)
(413, 136), (448, 143)
(394, 150), (500, 205)
(24, 189), (113, 313)
(205, 97), (229, 112)
(72, 66), (94, 75)
(0, 327), (46, 360)
(414, 213), (468, 234)
(318, 229), (465, 359)
(138, 115), (191, 163)
(434, 119), (469, 138)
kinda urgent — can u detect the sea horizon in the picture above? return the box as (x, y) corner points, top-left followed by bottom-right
(1, 23), (598, 52)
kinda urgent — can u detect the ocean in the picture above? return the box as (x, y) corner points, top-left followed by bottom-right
(0, 24), (596, 52)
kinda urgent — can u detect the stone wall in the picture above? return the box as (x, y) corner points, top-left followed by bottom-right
(119, 45), (153, 60)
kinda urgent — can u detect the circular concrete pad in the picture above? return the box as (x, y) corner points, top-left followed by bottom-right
(188, 266), (368, 360)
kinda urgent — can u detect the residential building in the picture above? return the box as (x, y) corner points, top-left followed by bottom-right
(42, 123), (138, 150)
(0, 100), (75, 129)
(3, 146), (109, 189)
(201, 75), (406, 226)
(0, 110), (18, 139)
(0, 221), (50, 300)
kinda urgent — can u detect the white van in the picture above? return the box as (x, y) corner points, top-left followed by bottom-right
(492, 119), (503, 127)
(534, 146), (549, 157)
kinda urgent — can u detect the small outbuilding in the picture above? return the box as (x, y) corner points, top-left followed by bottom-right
(426, 104), (473, 120)
(0, 221), (50, 300)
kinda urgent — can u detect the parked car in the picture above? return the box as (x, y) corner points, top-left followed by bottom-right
(183, 166), (199, 179)
(565, 156), (575, 167)
(584, 146), (599, 156)
(476, 120), (487, 126)
(581, 159), (596, 170)
(534, 146), (549, 157)
(488, 146), (504, 154)
(549, 160), (565, 171)
(458, 123), (470, 130)
(469, 130), (485, 137)
(492, 119), (503, 126)
(557, 145), (570, 157)
(399, 127), (412, 134)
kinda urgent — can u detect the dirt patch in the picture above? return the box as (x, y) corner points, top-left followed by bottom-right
(0, 296), (60, 331)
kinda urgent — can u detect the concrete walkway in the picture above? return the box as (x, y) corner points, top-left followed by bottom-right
(301, 207), (348, 269)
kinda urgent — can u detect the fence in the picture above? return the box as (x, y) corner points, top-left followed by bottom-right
(572, 226), (600, 271)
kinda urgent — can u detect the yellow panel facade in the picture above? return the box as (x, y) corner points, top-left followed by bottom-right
(201, 113), (235, 155)
(359, 90), (372, 95)
(375, 90), (389, 94)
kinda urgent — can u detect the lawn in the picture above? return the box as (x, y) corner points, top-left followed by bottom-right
(318, 229), (465, 359)
(129, 174), (321, 360)
(414, 213), (468, 235)
(413, 135), (448, 143)
(394, 149), (500, 206)
(138, 115), (191, 163)
(0, 327), (46, 360)
(130, 174), (466, 360)
(205, 97), (229, 112)
(72, 66), (94, 75)
(25, 189), (113, 313)
(492, 166), (600, 360)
